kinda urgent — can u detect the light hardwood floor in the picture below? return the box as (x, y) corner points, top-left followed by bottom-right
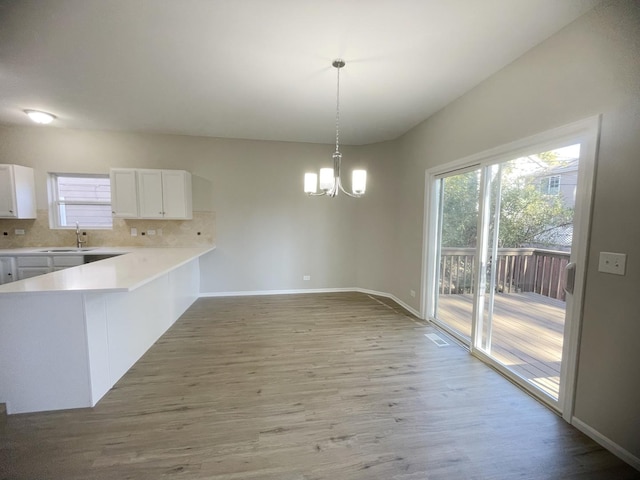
(1, 293), (638, 479)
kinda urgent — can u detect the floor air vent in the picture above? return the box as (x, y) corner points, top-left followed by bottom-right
(425, 333), (449, 347)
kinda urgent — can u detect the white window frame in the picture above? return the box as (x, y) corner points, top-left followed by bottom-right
(541, 174), (561, 195)
(48, 173), (113, 229)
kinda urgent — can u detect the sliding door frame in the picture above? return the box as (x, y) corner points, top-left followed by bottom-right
(421, 116), (601, 420)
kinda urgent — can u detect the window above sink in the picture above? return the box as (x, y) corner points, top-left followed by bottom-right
(48, 173), (112, 229)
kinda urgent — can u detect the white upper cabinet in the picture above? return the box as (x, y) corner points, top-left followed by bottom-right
(158, 170), (192, 219)
(0, 164), (37, 219)
(137, 169), (192, 220)
(110, 168), (139, 218)
(110, 168), (192, 220)
(137, 170), (164, 219)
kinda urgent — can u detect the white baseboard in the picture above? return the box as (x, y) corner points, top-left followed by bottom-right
(199, 287), (422, 318)
(353, 288), (421, 318)
(571, 416), (640, 471)
(199, 287), (354, 297)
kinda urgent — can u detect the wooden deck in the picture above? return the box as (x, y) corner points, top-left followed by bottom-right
(435, 292), (564, 399)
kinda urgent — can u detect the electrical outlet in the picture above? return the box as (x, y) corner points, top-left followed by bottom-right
(15, 229), (25, 235)
(130, 227), (138, 237)
(147, 229), (156, 236)
(598, 252), (626, 275)
(303, 275), (311, 281)
(410, 290), (416, 298)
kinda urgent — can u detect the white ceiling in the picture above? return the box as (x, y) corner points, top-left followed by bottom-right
(0, 0), (601, 145)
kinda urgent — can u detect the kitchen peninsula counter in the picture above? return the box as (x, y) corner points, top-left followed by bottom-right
(0, 246), (215, 414)
(0, 246), (214, 294)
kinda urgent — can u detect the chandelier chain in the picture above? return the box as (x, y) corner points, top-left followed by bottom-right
(335, 62), (340, 154)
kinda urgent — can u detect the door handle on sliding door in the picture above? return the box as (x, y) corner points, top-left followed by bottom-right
(564, 262), (576, 295)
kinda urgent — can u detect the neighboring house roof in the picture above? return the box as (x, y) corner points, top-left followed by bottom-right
(532, 225), (573, 249)
(540, 158), (579, 177)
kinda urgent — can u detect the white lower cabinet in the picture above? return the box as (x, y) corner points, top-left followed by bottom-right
(52, 255), (84, 268)
(12, 255), (84, 280)
(0, 257), (16, 284)
(18, 267), (51, 280)
(16, 256), (52, 280)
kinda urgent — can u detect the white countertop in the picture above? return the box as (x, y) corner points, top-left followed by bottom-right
(0, 246), (215, 294)
(0, 247), (131, 256)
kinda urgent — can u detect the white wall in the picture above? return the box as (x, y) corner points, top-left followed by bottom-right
(193, 137), (362, 293)
(393, 0), (640, 461)
(0, 126), (396, 294)
(352, 140), (401, 295)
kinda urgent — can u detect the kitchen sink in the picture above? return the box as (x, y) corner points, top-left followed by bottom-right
(38, 248), (95, 253)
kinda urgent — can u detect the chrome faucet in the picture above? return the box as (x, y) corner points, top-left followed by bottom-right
(75, 222), (87, 248)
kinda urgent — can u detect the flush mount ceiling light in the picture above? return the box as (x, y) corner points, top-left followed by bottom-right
(24, 109), (56, 124)
(304, 59), (366, 198)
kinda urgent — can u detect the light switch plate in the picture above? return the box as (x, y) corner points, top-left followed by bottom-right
(598, 252), (626, 275)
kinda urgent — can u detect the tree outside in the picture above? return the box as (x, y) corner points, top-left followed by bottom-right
(441, 152), (575, 250)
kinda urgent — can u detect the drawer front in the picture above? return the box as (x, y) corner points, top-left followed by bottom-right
(52, 255), (84, 267)
(16, 256), (52, 267)
(17, 266), (52, 280)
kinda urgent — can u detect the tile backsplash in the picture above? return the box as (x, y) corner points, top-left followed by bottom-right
(0, 210), (215, 248)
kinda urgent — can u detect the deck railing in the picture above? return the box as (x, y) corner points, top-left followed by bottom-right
(439, 247), (570, 301)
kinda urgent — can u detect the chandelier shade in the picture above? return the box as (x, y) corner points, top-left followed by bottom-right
(304, 59), (367, 198)
(352, 169), (367, 195)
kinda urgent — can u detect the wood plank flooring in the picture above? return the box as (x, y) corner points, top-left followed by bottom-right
(1, 292), (638, 479)
(436, 292), (564, 398)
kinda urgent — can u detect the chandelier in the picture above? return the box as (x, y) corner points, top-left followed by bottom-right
(304, 59), (367, 197)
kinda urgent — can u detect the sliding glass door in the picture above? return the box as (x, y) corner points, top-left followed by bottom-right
(474, 147), (579, 401)
(433, 167), (481, 342)
(426, 118), (599, 415)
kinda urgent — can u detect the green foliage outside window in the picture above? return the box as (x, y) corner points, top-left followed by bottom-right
(441, 169), (573, 249)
